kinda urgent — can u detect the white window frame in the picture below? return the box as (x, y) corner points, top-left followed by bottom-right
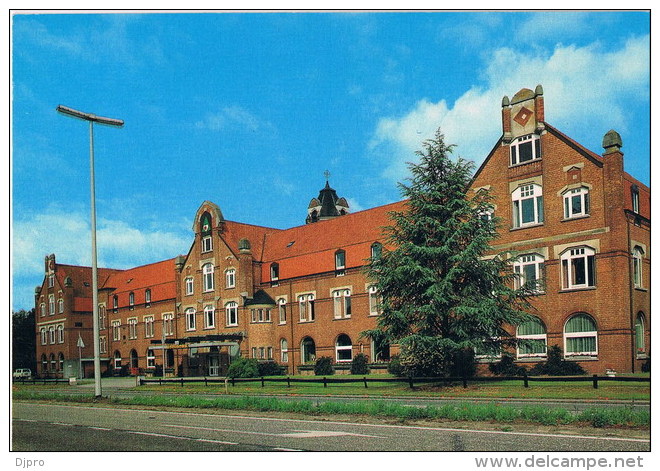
(114, 351), (122, 370)
(58, 298), (64, 314)
(40, 328), (47, 345)
(631, 187), (640, 213)
(335, 250), (346, 276)
(513, 253), (544, 293)
(516, 318), (547, 359)
(332, 289), (352, 319)
(49, 295), (55, 315)
(278, 298), (287, 324)
(57, 324), (64, 343)
(185, 277), (194, 295)
(510, 133), (541, 166)
(633, 247), (644, 289)
(202, 263), (215, 292)
(335, 334), (353, 362)
(40, 303), (46, 317)
(204, 305), (216, 329)
(48, 274), (55, 288)
(226, 301), (238, 327)
(100, 336), (107, 354)
(563, 186), (590, 219)
(48, 326), (55, 344)
(163, 313), (174, 336)
(185, 308), (196, 331)
(128, 318), (138, 339)
(512, 183), (543, 228)
(225, 268), (236, 289)
(561, 246), (596, 290)
(280, 338), (288, 363)
(635, 312), (646, 357)
(113, 296), (118, 311)
(145, 289), (151, 307)
(201, 235), (213, 253)
(129, 292), (135, 310)
(146, 349), (156, 368)
(368, 285), (381, 316)
(144, 316), (155, 338)
(298, 293), (315, 322)
(563, 314), (598, 357)
(270, 263), (279, 284)
(112, 320), (121, 341)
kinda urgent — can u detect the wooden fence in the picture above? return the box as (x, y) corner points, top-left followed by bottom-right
(139, 374), (650, 390)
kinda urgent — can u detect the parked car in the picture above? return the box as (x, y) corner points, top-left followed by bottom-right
(13, 368), (32, 379)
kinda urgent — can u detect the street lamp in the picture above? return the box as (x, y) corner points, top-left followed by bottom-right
(56, 105), (124, 397)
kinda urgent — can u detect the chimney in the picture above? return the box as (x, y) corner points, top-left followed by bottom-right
(534, 84), (545, 130)
(501, 95), (512, 143)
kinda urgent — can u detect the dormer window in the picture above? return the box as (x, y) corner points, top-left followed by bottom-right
(129, 292), (135, 310)
(335, 250), (346, 276)
(145, 289), (151, 307)
(371, 242), (382, 260)
(510, 134), (541, 166)
(270, 263), (279, 287)
(631, 185), (640, 213)
(113, 295), (118, 312)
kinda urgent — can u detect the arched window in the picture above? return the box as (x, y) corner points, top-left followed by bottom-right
(280, 338), (289, 363)
(58, 298), (64, 313)
(41, 354), (47, 373)
(561, 246), (596, 289)
(564, 313), (598, 356)
(301, 337), (316, 364)
(512, 183), (543, 228)
(130, 349), (139, 369)
(510, 134), (541, 165)
(635, 312), (646, 357)
(48, 326), (55, 344)
(632, 246), (644, 288)
(563, 186), (590, 219)
(49, 353), (56, 372)
(513, 253), (545, 293)
(40, 328), (47, 345)
(202, 263), (214, 292)
(516, 317), (547, 358)
(58, 352), (64, 371)
(225, 301), (238, 326)
(335, 334), (353, 362)
(185, 308), (196, 331)
(57, 325), (64, 343)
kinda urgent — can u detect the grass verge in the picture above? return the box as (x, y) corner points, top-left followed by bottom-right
(12, 390), (649, 429)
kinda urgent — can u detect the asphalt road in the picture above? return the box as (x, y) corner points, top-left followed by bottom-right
(12, 402), (650, 452)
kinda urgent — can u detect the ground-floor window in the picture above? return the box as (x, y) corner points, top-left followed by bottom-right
(114, 351), (122, 370)
(635, 312), (646, 357)
(301, 337), (316, 364)
(335, 334), (353, 362)
(147, 348), (156, 368)
(516, 316), (547, 358)
(564, 313), (598, 356)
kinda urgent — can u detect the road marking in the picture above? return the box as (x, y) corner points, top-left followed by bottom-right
(18, 402), (650, 444)
(272, 447), (303, 451)
(89, 426), (112, 431)
(163, 423), (385, 439)
(128, 430), (237, 445)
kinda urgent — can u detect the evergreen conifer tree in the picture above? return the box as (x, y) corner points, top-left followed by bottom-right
(365, 129), (531, 377)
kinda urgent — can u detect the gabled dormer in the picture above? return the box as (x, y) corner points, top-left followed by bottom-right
(502, 85), (546, 167)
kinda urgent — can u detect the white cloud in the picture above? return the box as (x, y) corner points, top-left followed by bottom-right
(11, 206), (190, 309)
(369, 36), (649, 181)
(195, 106), (272, 133)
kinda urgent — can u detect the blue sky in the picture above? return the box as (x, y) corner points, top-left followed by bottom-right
(11, 11), (650, 311)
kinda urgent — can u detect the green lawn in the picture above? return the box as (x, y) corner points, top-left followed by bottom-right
(133, 374), (650, 401)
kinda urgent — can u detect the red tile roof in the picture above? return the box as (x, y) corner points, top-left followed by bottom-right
(103, 258), (177, 307)
(55, 264), (122, 299)
(259, 201), (405, 281)
(221, 220), (281, 260)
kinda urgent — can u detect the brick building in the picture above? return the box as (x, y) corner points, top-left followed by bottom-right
(34, 85), (650, 377)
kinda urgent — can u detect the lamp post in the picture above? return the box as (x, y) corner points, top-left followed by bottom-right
(56, 105), (124, 397)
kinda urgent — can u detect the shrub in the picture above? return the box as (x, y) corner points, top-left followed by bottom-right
(529, 345), (586, 376)
(641, 357), (650, 373)
(387, 355), (405, 376)
(489, 353), (527, 376)
(257, 361), (284, 376)
(350, 353), (369, 375)
(227, 357), (259, 378)
(399, 342), (448, 377)
(314, 356), (334, 376)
